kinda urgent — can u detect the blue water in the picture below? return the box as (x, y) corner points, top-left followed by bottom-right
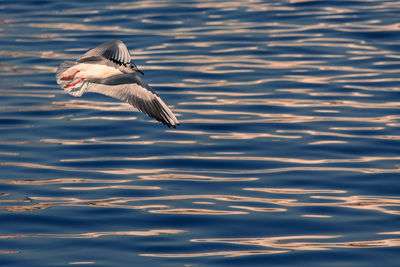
(1, 0), (400, 266)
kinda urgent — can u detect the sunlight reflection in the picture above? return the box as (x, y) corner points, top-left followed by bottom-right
(378, 231), (400, 235)
(189, 235), (400, 252)
(0, 229), (185, 239)
(0, 250), (20, 255)
(308, 140), (348, 145)
(69, 262), (95, 265)
(310, 195), (400, 215)
(148, 208), (247, 215)
(2, 159), (399, 179)
(52, 99), (134, 112)
(60, 185), (161, 191)
(177, 98), (400, 110)
(0, 178), (133, 186)
(40, 138), (195, 146)
(2, 188), (400, 216)
(138, 173), (258, 182)
(301, 214), (332, 218)
(244, 188), (347, 194)
(60, 155), (400, 165)
(228, 205), (287, 213)
(140, 250), (287, 258)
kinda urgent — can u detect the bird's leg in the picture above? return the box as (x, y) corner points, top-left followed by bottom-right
(65, 78), (84, 88)
(61, 70), (80, 80)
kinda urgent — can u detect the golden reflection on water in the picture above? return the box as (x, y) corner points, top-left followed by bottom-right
(1, 159), (399, 181)
(140, 250), (288, 258)
(0, 250), (20, 255)
(310, 195), (400, 215)
(68, 262), (95, 265)
(59, 155), (400, 165)
(177, 98), (400, 110)
(0, 178), (133, 185)
(138, 173), (258, 182)
(60, 185), (161, 191)
(149, 208), (247, 215)
(228, 205), (287, 213)
(2, 188), (399, 216)
(40, 137), (195, 146)
(141, 235), (400, 258)
(0, 162), (170, 175)
(0, 229), (185, 239)
(71, 116), (137, 121)
(379, 231), (400, 235)
(209, 132), (301, 140)
(52, 99), (134, 112)
(301, 214), (332, 218)
(190, 235), (400, 251)
(7, 87), (399, 141)
(244, 188), (347, 194)
(28, 23), (140, 35)
(308, 140), (348, 145)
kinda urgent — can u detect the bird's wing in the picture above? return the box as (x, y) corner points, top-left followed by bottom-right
(86, 74), (179, 128)
(78, 40), (131, 66)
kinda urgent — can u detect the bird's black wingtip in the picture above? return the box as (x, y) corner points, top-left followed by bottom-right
(164, 122), (180, 128)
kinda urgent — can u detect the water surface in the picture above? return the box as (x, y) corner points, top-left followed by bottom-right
(1, 0), (400, 266)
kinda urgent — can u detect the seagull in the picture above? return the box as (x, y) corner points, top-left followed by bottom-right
(56, 40), (179, 128)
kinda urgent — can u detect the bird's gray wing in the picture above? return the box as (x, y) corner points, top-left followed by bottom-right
(86, 74), (179, 128)
(78, 40), (131, 66)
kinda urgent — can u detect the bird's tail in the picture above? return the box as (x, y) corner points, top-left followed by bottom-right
(56, 61), (87, 97)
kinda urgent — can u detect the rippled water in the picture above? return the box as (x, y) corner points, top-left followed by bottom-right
(1, 0), (400, 266)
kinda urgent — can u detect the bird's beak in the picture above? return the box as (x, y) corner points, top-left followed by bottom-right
(131, 62), (144, 75)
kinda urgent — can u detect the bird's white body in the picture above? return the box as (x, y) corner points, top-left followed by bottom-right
(56, 40), (179, 128)
(72, 63), (124, 80)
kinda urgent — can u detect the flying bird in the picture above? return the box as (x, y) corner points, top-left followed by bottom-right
(56, 40), (179, 128)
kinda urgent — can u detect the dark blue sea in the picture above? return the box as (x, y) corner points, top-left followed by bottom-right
(1, 0), (400, 266)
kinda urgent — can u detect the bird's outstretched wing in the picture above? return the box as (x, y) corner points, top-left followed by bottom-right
(87, 74), (180, 128)
(78, 40), (143, 74)
(78, 40), (131, 66)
